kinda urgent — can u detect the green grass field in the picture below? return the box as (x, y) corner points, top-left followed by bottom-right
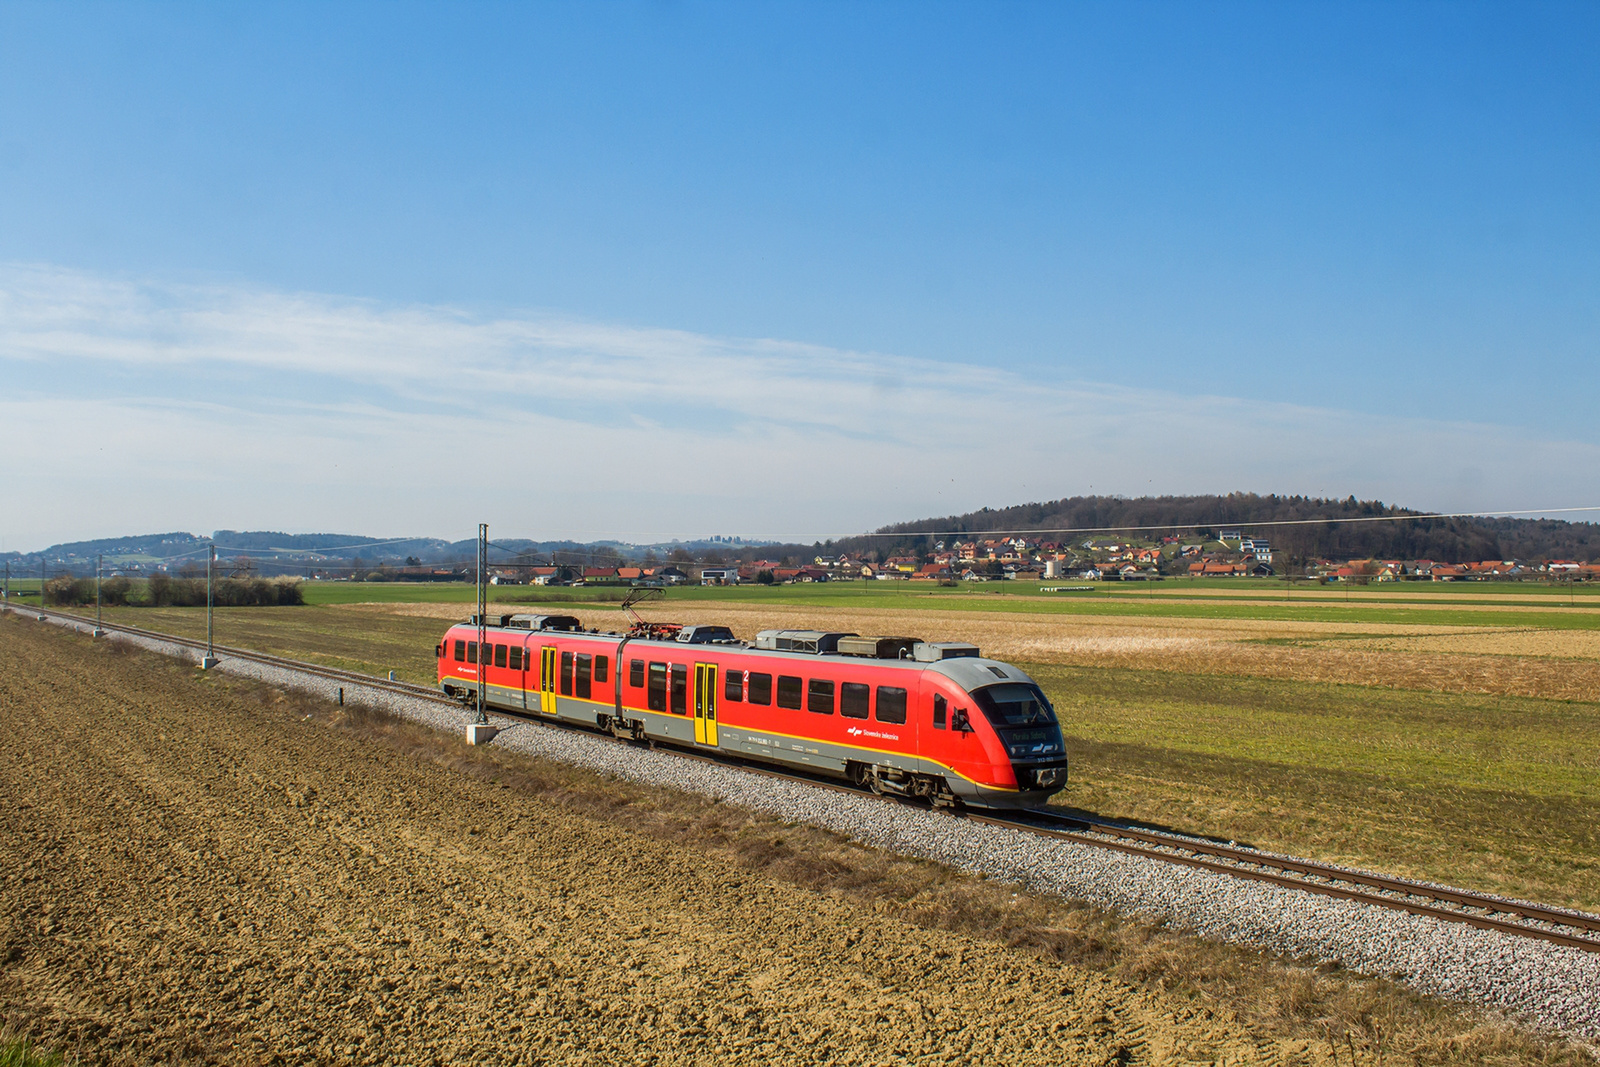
(1036, 664), (1600, 910)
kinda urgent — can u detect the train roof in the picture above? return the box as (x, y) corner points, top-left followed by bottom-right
(442, 616), (1038, 691)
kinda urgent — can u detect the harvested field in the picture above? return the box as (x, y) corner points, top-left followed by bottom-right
(363, 600), (1600, 701)
(0, 617), (1320, 1065)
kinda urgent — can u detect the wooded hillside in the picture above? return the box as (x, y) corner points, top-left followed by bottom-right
(839, 493), (1600, 564)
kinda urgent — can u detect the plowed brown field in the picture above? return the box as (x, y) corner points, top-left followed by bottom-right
(0, 617), (1295, 1066)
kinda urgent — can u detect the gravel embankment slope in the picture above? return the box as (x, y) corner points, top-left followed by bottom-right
(1, 616), (1284, 1066)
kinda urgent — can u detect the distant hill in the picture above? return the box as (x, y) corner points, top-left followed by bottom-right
(2, 532), (212, 564)
(3, 530), (789, 573)
(9, 495), (1594, 573)
(837, 493), (1600, 564)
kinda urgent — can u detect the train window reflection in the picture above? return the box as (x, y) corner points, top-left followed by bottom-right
(671, 664), (688, 714)
(777, 675), (802, 710)
(576, 653), (592, 699)
(973, 684), (1057, 727)
(875, 686), (907, 724)
(647, 662), (666, 710)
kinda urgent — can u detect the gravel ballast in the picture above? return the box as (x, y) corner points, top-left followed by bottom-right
(39, 612), (1600, 1040)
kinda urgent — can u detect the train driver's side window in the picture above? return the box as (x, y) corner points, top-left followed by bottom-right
(934, 694), (947, 730)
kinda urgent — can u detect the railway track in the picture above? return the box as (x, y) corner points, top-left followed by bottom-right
(16, 602), (1600, 956)
(20, 603), (452, 706)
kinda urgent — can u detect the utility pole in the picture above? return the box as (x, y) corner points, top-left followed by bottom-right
(475, 523), (488, 725)
(201, 543), (218, 669)
(3, 559), (9, 608)
(93, 553), (105, 636)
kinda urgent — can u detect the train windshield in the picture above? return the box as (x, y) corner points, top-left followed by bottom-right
(973, 683), (1057, 727)
(973, 683), (1064, 761)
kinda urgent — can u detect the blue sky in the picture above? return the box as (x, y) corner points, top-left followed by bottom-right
(2, 2), (1597, 548)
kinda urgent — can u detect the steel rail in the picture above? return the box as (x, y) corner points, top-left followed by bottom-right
(1021, 810), (1600, 936)
(964, 812), (1600, 954)
(652, 745), (1600, 954)
(21, 605), (451, 705)
(17, 603), (1600, 954)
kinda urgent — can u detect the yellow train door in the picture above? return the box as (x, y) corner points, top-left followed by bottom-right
(694, 663), (719, 746)
(541, 646), (557, 715)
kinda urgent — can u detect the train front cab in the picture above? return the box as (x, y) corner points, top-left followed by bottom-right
(923, 659), (1070, 809)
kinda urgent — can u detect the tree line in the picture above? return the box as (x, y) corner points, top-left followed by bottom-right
(43, 575), (305, 607)
(831, 493), (1599, 564)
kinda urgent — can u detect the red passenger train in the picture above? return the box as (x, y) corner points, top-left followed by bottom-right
(435, 613), (1069, 808)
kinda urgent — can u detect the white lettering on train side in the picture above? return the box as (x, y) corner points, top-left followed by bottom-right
(846, 727), (899, 742)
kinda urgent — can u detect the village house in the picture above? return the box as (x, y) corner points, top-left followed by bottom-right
(1239, 538), (1272, 560)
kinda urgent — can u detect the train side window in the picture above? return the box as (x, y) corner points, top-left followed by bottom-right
(648, 662), (667, 711)
(595, 655), (609, 683)
(747, 672), (772, 705)
(467, 641), (478, 664)
(576, 653), (592, 699)
(560, 651), (574, 696)
(508, 646), (523, 671)
(840, 682), (869, 719)
(807, 679), (835, 715)
(670, 664), (688, 714)
(934, 694), (947, 730)
(875, 686), (907, 725)
(631, 658), (645, 687)
(454, 640), (466, 662)
(723, 669), (744, 702)
(494, 644), (507, 669)
(776, 675), (803, 710)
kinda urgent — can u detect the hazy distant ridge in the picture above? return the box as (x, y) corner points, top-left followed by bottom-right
(8, 493), (1597, 567)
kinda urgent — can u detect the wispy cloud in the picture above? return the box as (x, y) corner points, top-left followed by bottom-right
(2, 261), (1596, 549)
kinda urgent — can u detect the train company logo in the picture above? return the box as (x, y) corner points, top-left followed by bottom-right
(846, 726), (900, 742)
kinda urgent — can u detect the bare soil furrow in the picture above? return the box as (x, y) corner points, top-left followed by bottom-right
(2, 618), (1289, 1066)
